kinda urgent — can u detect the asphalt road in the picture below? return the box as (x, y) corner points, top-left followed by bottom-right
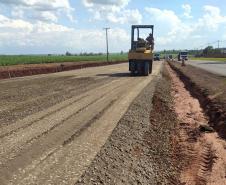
(187, 60), (226, 76)
(0, 62), (162, 185)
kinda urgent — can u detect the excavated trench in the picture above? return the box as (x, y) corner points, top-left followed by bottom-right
(167, 63), (226, 185)
(168, 62), (226, 139)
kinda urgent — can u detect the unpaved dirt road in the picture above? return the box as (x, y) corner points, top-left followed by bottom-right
(0, 62), (162, 185)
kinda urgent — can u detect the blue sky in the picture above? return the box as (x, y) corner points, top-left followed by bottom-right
(0, 0), (226, 54)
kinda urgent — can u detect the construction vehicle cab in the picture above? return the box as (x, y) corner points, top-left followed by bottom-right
(178, 51), (188, 61)
(128, 25), (154, 76)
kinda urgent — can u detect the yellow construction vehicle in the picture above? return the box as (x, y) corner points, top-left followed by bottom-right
(128, 25), (154, 76)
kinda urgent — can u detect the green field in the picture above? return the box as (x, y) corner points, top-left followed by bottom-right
(191, 57), (226, 62)
(0, 54), (128, 66)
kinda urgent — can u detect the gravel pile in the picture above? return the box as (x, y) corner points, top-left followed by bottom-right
(76, 66), (181, 185)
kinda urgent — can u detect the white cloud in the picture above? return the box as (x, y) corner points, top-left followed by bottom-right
(145, 7), (194, 49)
(0, 0), (75, 23)
(106, 9), (142, 24)
(83, 0), (141, 24)
(145, 7), (181, 28)
(83, 0), (130, 8)
(182, 4), (192, 18)
(109, 28), (129, 44)
(144, 5), (226, 50)
(0, 13), (129, 54)
(11, 7), (24, 18)
(0, 14), (33, 31)
(32, 11), (58, 22)
(223, 34), (226, 41)
(1, 1), (226, 53)
(0, 0), (71, 11)
(197, 5), (226, 31)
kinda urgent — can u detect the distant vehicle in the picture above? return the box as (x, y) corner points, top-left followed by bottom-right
(178, 51), (188, 61)
(169, 55), (173, 60)
(154, 53), (160, 61)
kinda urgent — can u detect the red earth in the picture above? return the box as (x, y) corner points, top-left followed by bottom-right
(0, 61), (127, 80)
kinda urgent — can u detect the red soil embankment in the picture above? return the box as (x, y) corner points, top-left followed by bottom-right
(0, 61), (127, 80)
(168, 61), (226, 139)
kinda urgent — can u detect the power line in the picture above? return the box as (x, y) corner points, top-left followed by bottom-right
(198, 40), (226, 50)
(103, 27), (110, 62)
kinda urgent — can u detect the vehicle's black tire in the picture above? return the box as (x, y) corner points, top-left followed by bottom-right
(149, 60), (153, 74)
(144, 62), (149, 76)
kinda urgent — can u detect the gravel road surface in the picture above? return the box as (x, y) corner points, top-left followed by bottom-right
(77, 66), (181, 185)
(0, 62), (162, 185)
(188, 60), (226, 76)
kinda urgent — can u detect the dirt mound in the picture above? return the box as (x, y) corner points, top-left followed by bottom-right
(0, 61), (126, 80)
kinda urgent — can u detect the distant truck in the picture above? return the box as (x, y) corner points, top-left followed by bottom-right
(178, 51), (188, 61)
(154, 53), (160, 61)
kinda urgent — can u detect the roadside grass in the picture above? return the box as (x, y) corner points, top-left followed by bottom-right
(0, 53), (128, 66)
(191, 57), (226, 62)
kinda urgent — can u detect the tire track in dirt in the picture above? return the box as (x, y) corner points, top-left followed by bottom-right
(62, 99), (117, 146)
(8, 98), (118, 184)
(177, 121), (216, 185)
(0, 78), (129, 165)
(23, 80), (126, 145)
(0, 77), (113, 127)
(0, 79), (127, 184)
(0, 78), (121, 138)
(196, 143), (215, 184)
(2, 96), (118, 184)
(0, 94), (89, 139)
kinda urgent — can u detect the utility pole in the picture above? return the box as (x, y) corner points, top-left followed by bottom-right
(103, 28), (110, 62)
(217, 40), (220, 49)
